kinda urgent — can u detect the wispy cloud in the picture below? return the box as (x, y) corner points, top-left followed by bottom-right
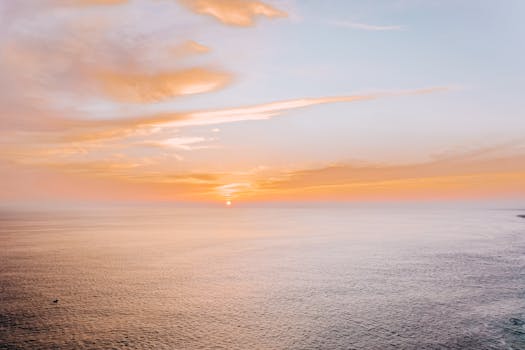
(240, 145), (525, 201)
(61, 0), (129, 6)
(0, 86), (452, 203)
(155, 87), (447, 129)
(96, 67), (232, 103)
(155, 137), (210, 150)
(3, 141), (525, 202)
(38, 86), (446, 145)
(172, 40), (211, 57)
(328, 20), (405, 31)
(216, 182), (252, 199)
(0, 86), (449, 167)
(178, 0), (287, 27)
(56, 0), (128, 6)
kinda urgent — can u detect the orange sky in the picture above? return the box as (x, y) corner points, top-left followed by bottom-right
(1, 0), (525, 205)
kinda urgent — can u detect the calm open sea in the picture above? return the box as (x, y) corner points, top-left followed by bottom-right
(1, 207), (525, 349)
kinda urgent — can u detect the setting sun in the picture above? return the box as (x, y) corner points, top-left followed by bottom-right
(226, 200), (232, 207)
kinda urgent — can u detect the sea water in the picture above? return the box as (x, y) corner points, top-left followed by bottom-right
(1, 207), (525, 349)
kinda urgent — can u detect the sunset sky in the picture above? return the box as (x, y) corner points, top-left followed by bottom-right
(1, 0), (525, 204)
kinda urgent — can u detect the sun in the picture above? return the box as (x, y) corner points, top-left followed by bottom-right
(226, 200), (232, 206)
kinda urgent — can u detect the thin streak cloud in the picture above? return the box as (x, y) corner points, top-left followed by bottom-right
(172, 40), (211, 57)
(157, 87), (447, 129)
(57, 0), (128, 6)
(328, 20), (405, 31)
(239, 146), (525, 201)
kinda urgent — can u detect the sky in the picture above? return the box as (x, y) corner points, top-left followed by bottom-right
(1, 0), (525, 205)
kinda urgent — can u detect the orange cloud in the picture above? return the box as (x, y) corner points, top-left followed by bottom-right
(96, 67), (232, 103)
(237, 149), (525, 201)
(0, 87), (448, 169)
(172, 40), (211, 57)
(251, 173), (525, 202)
(178, 0), (287, 27)
(153, 87), (447, 129)
(3, 141), (525, 203)
(0, 159), (221, 202)
(0, 12), (228, 110)
(39, 87), (444, 146)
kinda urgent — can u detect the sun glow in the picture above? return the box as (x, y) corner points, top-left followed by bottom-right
(226, 200), (232, 206)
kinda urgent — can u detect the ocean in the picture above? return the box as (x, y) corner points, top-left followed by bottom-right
(1, 207), (525, 349)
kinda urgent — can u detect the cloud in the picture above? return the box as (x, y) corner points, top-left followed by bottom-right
(0, 159), (223, 202)
(96, 67), (232, 103)
(35, 87), (445, 145)
(0, 86), (448, 191)
(153, 86), (447, 128)
(172, 40), (211, 57)
(0, 5), (231, 116)
(178, 0), (287, 27)
(156, 136), (209, 150)
(328, 20), (404, 31)
(1, 86), (447, 150)
(242, 146), (525, 201)
(4, 138), (525, 203)
(58, 0), (128, 6)
(216, 182), (252, 198)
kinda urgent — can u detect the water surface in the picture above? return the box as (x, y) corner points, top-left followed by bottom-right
(1, 207), (525, 349)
